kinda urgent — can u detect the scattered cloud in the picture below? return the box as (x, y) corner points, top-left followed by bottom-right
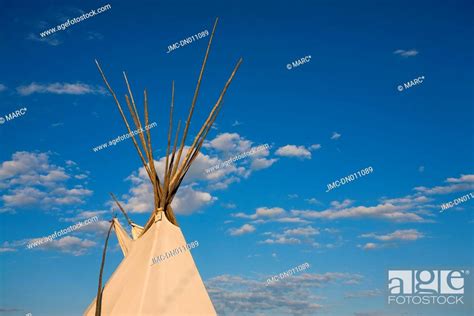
(446, 174), (474, 183)
(418, 165), (425, 173)
(275, 145), (311, 159)
(0, 247), (17, 253)
(309, 144), (321, 150)
(330, 132), (341, 140)
(122, 166), (216, 215)
(260, 236), (301, 245)
(204, 133), (252, 154)
(171, 184), (217, 215)
(284, 226), (319, 236)
(222, 203), (237, 209)
(357, 229), (424, 250)
(228, 224), (256, 236)
(60, 210), (107, 223)
(233, 207), (285, 220)
(393, 49), (419, 57)
(359, 229), (424, 241)
(360, 242), (378, 250)
(260, 226), (319, 244)
(206, 272), (362, 315)
(288, 194), (299, 199)
(0, 84), (7, 92)
(414, 174), (474, 195)
(119, 132), (284, 215)
(33, 236), (96, 256)
(305, 198), (320, 205)
(292, 202), (425, 223)
(17, 82), (107, 96)
(4, 235), (97, 256)
(0, 152), (92, 211)
(232, 120), (243, 127)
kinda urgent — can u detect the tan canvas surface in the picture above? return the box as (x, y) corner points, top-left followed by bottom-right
(84, 214), (216, 316)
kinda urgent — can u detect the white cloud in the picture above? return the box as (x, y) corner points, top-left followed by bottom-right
(292, 202), (425, 222)
(309, 144), (321, 150)
(360, 229), (424, 241)
(122, 167), (216, 215)
(446, 174), (474, 183)
(17, 82), (106, 96)
(393, 49), (419, 57)
(34, 236), (96, 256)
(414, 174), (474, 195)
(204, 133), (252, 154)
(0, 152), (92, 210)
(330, 199), (354, 209)
(119, 137), (277, 215)
(260, 225), (319, 244)
(275, 145), (311, 159)
(0, 84), (7, 92)
(250, 157), (278, 170)
(419, 166), (425, 173)
(273, 217), (310, 224)
(260, 236), (301, 244)
(221, 203), (237, 209)
(233, 207), (286, 220)
(231, 120), (243, 127)
(360, 242), (378, 250)
(330, 132), (341, 140)
(305, 198), (320, 205)
(61, 210), (107, 222)
(0, 247), (16, 253)
(206, 272), (361, 315)
(171, 184), (217, 215)
(233, 206), (309, 225)
(283, 226), (319, 236)
(228, 224), (256, 236)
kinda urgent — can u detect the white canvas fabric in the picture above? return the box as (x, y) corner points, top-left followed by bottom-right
(131, 223), (144, 240)
(113, 219), (132, 257)
(84, 214), (216, 316)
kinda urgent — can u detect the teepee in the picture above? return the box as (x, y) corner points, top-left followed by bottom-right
(84, 18), (242, 316)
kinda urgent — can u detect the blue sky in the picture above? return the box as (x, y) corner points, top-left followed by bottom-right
(0, 0), (473, 315)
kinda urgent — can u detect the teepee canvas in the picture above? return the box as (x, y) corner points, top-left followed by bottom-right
(85, 18), (242, 316)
